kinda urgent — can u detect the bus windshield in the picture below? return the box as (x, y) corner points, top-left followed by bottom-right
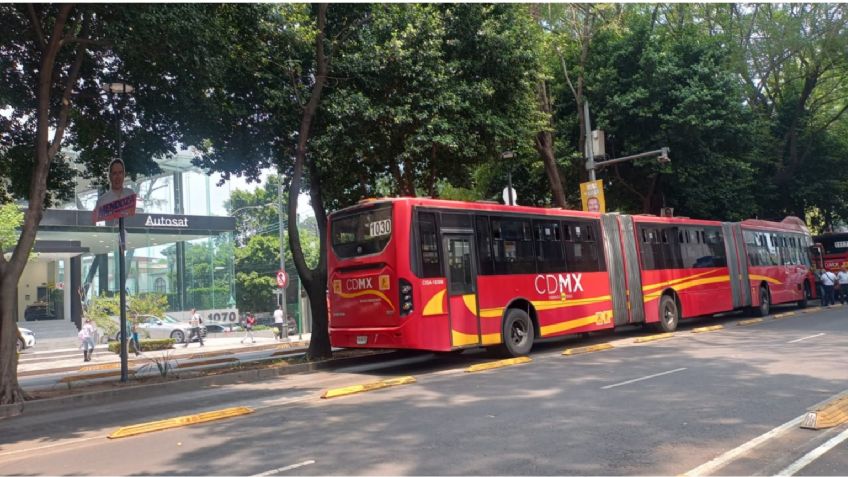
(331, 203), (393, 259)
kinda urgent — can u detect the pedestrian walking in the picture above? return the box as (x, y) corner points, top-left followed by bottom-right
(273, 306), (285, 341)
(837, 267), (848, 304)
(129, 319), (141, 356)
(78, 318), (97, 362)
(241, 312), (256, 344)
(185, 308), (204, 347)
(820, 269), (837, 306)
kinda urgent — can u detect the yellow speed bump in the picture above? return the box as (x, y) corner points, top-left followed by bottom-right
(79, 363), (121, 372)
(465, 357), (532, 373)
(108, 406), (254, 439)
(801, 391), (848, 430)
(773, 312), (796, 320)
(692, 325), (723, 334)
(634, 333), (673, 344)
(737, 318), (764, 327)
(562, 343), (613, 356)
(321, 376), (416, 399)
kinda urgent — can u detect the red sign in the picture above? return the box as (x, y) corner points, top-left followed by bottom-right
(276, 270), (289, 289)
(92, 193), (137, 223)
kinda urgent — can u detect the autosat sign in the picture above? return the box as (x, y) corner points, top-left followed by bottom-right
(145, 216), (189, 227)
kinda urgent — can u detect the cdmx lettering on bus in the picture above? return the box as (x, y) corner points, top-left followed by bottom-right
(534, 273), (584, 295)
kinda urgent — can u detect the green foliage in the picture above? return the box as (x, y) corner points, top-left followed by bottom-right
(108, 339), (174, 354)
(84, 294), (120, 338)
(0, 203), (23, 252)
(128, 294), (169, 321)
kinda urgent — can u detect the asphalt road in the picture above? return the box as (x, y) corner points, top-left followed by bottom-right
(1, 304), (847, 476)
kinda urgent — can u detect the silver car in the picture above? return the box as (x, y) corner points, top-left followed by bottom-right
(116, 314), (207, 344)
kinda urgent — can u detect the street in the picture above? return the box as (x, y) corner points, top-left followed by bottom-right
(1, 304), (847, 475)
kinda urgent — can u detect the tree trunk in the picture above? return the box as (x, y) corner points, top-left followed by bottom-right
(0, 4), (76, 405)
(535, 81), (568, 208)
(287, 3), (332, 360)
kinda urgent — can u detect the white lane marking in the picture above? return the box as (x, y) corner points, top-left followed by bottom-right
(251, 459), (316, 476)
(787, 333), (825, 344)
(0, 435), (103, 459)
(682, 415), (804, 476)
(776, 426), (848, 476)
(601, 367), (687, 389)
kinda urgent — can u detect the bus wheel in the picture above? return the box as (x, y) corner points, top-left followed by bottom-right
(499, 308), (534, 357)
(754, 285), (771, 317)
(798, 282), (810, 309)
(655, 295), (679, 333)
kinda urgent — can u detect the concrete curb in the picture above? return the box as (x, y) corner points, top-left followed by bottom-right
(801, 390), (848, 430)
(1, 351), (384, 420)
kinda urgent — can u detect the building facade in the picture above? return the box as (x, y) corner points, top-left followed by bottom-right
(14, 152), (238, 331)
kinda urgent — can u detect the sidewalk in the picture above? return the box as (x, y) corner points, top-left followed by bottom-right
(18, 331), (312, 376)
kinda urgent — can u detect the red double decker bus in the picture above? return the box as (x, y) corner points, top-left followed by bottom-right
(328, 198), (816, 356)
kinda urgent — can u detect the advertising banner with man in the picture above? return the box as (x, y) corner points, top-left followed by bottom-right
(580, 179), (606, 213)
(92, 158), (137, 224)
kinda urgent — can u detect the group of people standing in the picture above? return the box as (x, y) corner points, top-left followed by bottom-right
(817, 267), (848, 306)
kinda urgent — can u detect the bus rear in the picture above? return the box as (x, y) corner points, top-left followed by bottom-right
(814, 233), (848, 272)
(328, 199), (451, 351)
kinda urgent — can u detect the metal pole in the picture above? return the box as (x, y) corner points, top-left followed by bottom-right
(278, 182), (287, 337)
(584, 101), (595, 182)
(507, 171), (514, 206)
(119, 218), (128, 382)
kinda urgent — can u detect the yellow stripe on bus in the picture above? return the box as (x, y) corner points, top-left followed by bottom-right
(451, 329), (501, 346)
(641, 270), (717, 293)
(422, 289), (446, 315)
(644, 275), (731, 301)
(748, 274), (783, 285)
(337, 289), (396, 311)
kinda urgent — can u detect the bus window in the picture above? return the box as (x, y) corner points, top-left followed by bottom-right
(417, 212), (442, 278)
(534, 220), (565, 273)
(491, 217), (535, 275)
(331, 203), (393, 259)
(564, 220), (605, 272)
(475, 216), (494, 275)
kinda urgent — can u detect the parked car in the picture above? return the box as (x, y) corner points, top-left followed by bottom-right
(205, 323), (243, 333)
(17, 327), (36, 352)
(115, 314), (207, 344)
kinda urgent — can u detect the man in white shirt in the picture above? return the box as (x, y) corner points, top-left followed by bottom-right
(185, 308), (204, 347)
(836, 268), (848, 304)
(273, 307), (285, 341)
(820, 269), (837, 307)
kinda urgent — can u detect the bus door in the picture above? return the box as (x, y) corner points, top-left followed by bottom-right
(443, 234), (481, 347)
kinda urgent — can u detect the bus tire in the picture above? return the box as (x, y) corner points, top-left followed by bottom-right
(753, 285), (770, 317)
(798, 282), (810, 309)
(499, 308), (534, 357)
(655, 295), (679, 333)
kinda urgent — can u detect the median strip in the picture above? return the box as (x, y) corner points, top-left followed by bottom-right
(562, 343), (613, 356)
(692, 325), (723, 334)
(737, 318), (764, 327)
(60, 369), (136, 383)
(634, 333), (674, 344)
(175, 357), (239, 369)
(108, 406), (254, 439)
(465, 357), (532, 373)
(801, 390), (848, 430)
(79, 363), (121, 372)
(320, 376), (416, 399)
(773, 312), (796, 320)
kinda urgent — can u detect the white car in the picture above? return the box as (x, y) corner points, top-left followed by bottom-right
(17, 327), (36, 352)
(116, 314), (207, 344)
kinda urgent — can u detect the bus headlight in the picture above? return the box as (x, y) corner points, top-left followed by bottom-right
(399, 278), (413, 316)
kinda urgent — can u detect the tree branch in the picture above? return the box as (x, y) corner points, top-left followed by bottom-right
(50, 12), (90, 159)
(26, 3), (47, 51)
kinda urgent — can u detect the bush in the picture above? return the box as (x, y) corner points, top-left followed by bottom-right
(108, 338), (175, 354)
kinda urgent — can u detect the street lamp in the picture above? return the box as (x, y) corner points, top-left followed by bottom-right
(101, 81), (134, 383)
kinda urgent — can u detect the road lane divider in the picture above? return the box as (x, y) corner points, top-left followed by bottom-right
(602, 367), (686, 390)
(633, 333), (673, 344)
(737, 318), (764, 327)
(773, 311), (796, 320)
(320, 376), (416, 399)
(801, 389), (848, 430)
(777, 427), (848, 476)
(465, 357), (532, 373)
(60, 369), (137, 383)
(186, 350), (234, 360)
(175, 357), (239, 369)
(562, 343), (613, 356)
(108, 406), (254, 439)
(79, 363), (122, 372)
(692, 324), (723, 334)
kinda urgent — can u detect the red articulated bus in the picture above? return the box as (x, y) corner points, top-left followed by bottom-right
(328, 198), (816, 357)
